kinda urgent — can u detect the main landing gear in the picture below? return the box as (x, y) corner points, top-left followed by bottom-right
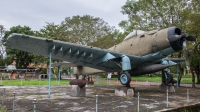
(118, 55), (131, 86)
(119, 71), (131, 87)
(162, 71), (177, 85)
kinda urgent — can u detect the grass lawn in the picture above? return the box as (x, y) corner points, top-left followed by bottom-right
(0, 74), (196, 86)
(109, 75), (195, 84)
(0, 79), (70, 86)
(132, 76), (193, 83)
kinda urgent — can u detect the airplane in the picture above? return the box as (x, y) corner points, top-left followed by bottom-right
(5, 26), (195, 86)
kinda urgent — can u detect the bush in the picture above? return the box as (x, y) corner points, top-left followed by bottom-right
(40, 68), (47, 74)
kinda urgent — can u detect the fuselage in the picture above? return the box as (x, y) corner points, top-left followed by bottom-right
(109, 27), (182, 57)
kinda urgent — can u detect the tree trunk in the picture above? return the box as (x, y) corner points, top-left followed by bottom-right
(177, 51), (183, 87)
(197, 62), (200, 84)
(55, 73), (62, 80)
(60, 75), (62, 80)
(191, 68), (195, 88)
(75, 74), (79, 79)
(178, 65), (184, 87)
(196, 70), (200, 84)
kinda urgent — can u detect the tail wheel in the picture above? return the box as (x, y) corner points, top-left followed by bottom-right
(119, 71), (131, 86)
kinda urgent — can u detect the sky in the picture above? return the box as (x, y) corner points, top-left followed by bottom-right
(0, 0), (128, 31)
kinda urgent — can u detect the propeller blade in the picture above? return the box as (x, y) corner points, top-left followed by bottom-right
(183, 41), (190, 70)
(186, 35), (196, 41)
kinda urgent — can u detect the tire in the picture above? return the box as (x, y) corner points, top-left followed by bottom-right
(119, 71), (131, 85)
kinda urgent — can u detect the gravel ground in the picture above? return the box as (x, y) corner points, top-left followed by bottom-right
(0, 83), (200, 112)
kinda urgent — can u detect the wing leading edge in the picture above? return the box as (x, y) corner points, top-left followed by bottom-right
(6, 33), (142, 72)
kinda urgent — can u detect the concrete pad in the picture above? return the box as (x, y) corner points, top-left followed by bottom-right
(70, 85), (86, 97)
(159, 85), (175, 92)
(115, 86), (135, 97)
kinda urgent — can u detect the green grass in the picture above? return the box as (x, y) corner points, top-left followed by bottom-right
(0, 74), (196, 86)
(131, 75), (194, 84)
(108, 74), (195, 84)
(132, 76), (162, 82)
(0, 79), (69, 86)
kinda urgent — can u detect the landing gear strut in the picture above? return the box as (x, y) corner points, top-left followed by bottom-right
(162, 70), (175, 85)
(119, 71), (131, 86)
(165, 73), (173, 83)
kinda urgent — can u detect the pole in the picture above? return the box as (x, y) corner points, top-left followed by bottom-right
(33, 99), (37, 112)
(2, 88), (5, 105)
(166, 89), (168, 108)
(21, 78), (22, 86)
(199, 61), (200, 84)
(1, 74), (2, 85)
(96, 74), (98, 85)
(187, 89), (189, 102)
(13, 92), (15, 112)
(48, 52), (52, 98)
(96, 95), (98, 112)
(58, 66), (60, 85)
(176, 65), (179, 88)
(137, 92), (139, 112)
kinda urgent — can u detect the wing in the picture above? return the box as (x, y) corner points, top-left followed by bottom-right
(6, 33), (142, 72)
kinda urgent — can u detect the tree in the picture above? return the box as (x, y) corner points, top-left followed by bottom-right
(120, 0), (190, 31)
(3, 25), (35, 69)
(35, 22), (66, 40)
(60, 15), (115, 45)
(185, 13), (200, 85)
(88, 30), (124, 49)
(0, 25), (6, 59)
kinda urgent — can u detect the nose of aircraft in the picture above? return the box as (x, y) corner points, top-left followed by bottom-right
(167, 27), (196, 52)
(167, 27), (183, 52)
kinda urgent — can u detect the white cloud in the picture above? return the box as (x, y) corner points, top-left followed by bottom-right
(0, 0), (127, 31)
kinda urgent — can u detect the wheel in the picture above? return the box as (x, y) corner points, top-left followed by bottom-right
(119, 71), (131, 86)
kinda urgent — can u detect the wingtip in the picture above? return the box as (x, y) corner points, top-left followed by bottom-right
(5, 33), (19, 47)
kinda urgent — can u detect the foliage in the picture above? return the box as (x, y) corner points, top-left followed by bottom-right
(0, 25), (6, 59)
(35, 22), (65, 40)
(40, 68), (47, 74)
(88, 30), (124, 49)
(60, 15), (115, 45)
(0, 54), (13, 67)
(120, 0), (189, 31)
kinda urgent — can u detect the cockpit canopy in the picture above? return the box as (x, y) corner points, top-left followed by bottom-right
(123, 30), (145, 41)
